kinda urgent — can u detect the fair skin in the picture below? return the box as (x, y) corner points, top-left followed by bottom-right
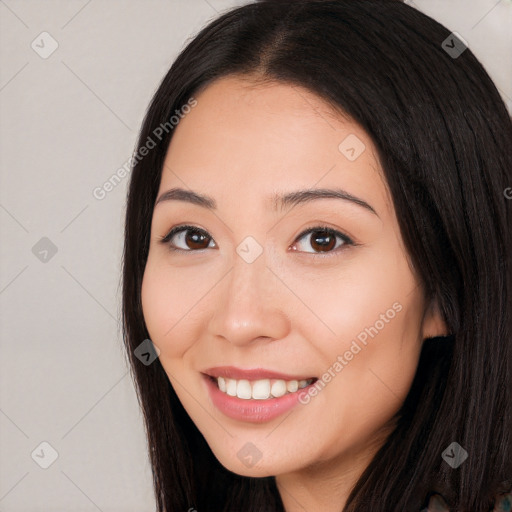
(141, 75), (447, 511)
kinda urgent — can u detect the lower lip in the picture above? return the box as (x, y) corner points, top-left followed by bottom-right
(203, 374), (315, 423)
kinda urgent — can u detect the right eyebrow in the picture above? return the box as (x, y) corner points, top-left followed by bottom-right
(155, 188), (216, 209)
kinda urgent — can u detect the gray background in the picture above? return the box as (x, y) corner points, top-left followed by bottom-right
(0, 1), (510, 510)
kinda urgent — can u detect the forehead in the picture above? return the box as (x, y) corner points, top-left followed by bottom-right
(160, 75), (392, 216)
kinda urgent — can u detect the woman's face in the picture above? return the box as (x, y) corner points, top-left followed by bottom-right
(141, 75), (446, 481)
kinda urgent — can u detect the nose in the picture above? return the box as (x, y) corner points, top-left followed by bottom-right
(208, 247), (290, 347)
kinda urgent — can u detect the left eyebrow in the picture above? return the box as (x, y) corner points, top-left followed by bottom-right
(271, 188), (378, 217)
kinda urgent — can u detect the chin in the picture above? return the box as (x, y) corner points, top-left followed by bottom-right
(209, 442), (301, 478)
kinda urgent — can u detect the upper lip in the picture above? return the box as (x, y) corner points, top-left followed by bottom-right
(202, 366), (316, 381)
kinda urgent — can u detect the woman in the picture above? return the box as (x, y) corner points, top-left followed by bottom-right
(121, 0), (512, 510)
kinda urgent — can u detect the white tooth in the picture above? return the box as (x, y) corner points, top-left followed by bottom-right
(298, 379), (309, 389)
(252, 379), (271, 399)
(226, 378), (237, 396)
(237, 379), (252, 399)
(286, 380), (299, 393)
(217, 377), (226, 392)
(271, 380), (287, 398)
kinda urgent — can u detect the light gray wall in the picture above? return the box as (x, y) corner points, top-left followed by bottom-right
(0, 1), (510, 510)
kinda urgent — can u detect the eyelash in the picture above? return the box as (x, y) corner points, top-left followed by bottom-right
(158, 224), (356, 258)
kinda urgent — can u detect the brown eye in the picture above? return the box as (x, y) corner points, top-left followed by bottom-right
(291, 226), (353, 255)
(161, 225), (216, 252)
(160, 224), (353, 256)
(310, 230), (337, 252)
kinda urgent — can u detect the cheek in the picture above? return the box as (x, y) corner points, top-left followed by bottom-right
(141, 263), (163, 339)
(285, 248), (422, 351)
(292, 248), (424, 416)
(141, 256), (228, 367)
(300, 298), (423, 464)
(141, 260), (195, 357)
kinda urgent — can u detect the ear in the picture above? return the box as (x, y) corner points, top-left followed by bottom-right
(421, 300), (450, 340)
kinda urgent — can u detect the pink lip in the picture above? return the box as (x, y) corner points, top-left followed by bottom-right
(203, 366), (315, 381)
(202, 371), (318, 424)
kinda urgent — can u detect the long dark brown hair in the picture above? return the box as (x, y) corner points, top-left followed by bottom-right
(121, 0), (512, 509)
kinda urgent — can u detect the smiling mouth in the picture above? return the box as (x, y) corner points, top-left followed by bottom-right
(207, 375), (317, 400)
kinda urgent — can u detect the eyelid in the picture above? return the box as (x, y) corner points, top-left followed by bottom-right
(291, 225), (355, 257)
(159, 223), (356, 255)
(158, 224), (215, 250)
